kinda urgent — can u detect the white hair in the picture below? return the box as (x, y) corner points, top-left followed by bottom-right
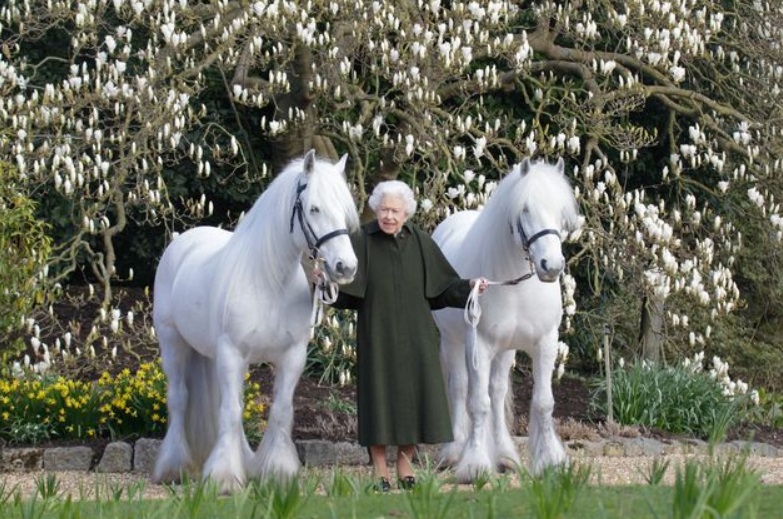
(368, 180), (417, 217)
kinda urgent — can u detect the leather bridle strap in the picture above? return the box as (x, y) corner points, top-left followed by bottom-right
(288, 180), (349, 332)
(289, 181), (349, 259)
(516, 217), (561, 250)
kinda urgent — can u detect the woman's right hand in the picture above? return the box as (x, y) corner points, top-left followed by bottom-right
(310, 266), (325, 284)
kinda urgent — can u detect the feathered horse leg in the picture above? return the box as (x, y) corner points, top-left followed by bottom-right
(201, 338), (248, 494)
(248, 341), (306, 481)
(438, 321), (469, 468)
(453, 331), (493, 483)
(489, 350), (520, 471)
(528, 331), (568, 474)
(152, 326), (196, 484)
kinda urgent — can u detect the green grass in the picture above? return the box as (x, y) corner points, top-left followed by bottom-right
(3, 486), (783, 519)
(2, 482), (780, 519)
(0, 455), (775, 519)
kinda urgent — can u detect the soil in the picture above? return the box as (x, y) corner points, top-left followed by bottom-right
(281, 363), (783, 448)
(15, 285), (783, 451)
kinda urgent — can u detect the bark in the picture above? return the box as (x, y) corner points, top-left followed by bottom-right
(639, 293), (665, 364)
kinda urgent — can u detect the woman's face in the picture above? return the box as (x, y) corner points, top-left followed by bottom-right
(376, 194), (407, 235)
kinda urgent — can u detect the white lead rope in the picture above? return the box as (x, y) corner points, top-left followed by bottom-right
(464, 274), (535, 328)
(463, 270), (536, 369)
(464, 282), (486, 329)
(308, 256), (340, 337)
(310, 278), (338, 337)
(464, 281), (491, 371)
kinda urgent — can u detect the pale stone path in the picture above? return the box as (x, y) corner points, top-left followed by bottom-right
(2, 436), (782, 500)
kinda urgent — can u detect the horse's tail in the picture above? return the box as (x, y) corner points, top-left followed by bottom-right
(184, 351), (220, 468)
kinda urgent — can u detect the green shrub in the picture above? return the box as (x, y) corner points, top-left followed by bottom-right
(590, 359), (748, 440)
(0, 163), (52, 359)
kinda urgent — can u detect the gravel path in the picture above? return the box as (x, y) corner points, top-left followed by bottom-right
(4, 454), (783, 501)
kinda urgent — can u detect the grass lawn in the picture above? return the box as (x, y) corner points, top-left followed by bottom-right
(4, 483), (782, 518)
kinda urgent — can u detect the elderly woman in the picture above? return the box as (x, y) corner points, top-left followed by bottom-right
(328, 180), (487, 492)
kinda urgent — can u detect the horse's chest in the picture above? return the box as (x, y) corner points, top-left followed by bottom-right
(242, 325), (293, 359)
(483, 289), (561, 339)
(233, 290), (311, 357)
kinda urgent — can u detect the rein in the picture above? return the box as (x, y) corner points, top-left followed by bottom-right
(288, 180), (350, 331)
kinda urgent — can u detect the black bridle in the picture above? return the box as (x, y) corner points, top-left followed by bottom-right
(289, 181), (350, 259)
(516, 217), (562, 251)
(497, 216), (561, 285)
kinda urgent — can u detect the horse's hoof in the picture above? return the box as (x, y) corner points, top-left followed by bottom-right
(437, 444), (463, 469)
(454, 463), (493, 484)
(496, 458), (519, 473)
(436, 456), (457, 469)
(497, 462), (520, 474)
(152, 470), (189, 486)
(206, 474), (245, 495)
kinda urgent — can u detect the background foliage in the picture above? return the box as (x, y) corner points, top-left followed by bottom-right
(0, 163), (52, 361)
(1, 1), (782, 392)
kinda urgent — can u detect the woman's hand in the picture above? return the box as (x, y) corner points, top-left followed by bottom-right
(310, 266), (325, 284)
(471, 277), (489, 294)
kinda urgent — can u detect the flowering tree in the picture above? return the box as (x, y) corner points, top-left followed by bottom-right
(2, 0), (782, 373)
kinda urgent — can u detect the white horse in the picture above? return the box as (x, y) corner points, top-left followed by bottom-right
(433, 157), (581, 483)
(151, 150), (359, 493)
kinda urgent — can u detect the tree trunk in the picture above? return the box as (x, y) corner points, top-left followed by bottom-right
(639, 293), (665, 364)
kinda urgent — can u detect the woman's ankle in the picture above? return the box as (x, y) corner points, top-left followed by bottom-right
(370, 445), (390, 479)
(396, 445), (416, 479)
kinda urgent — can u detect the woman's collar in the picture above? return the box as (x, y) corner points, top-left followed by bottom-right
(366, 220), (413, 236)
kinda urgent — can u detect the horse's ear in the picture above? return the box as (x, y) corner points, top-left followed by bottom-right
(555, 157), (565, 173)
(519, 157), (532, 176)
(336, 153), (348, 179)
(303, 149), (317, 176)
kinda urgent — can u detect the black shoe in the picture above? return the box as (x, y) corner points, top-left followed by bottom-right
(398, 476), (416, 490)
(376, 477), (391, 493)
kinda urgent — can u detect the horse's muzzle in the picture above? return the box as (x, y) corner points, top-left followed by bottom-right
(329, 261), (357, 284)
(536, 257), (564, 283)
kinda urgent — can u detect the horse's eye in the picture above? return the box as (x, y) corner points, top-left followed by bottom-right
(309, 206), (320, 215)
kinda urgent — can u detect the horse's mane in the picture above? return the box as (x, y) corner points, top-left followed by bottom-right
(209, 155), (358, 333)
(466, 159), (579, 260)
(216, 162), (302, 295)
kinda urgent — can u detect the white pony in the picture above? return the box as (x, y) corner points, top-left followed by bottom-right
(151, 150), (359, 493)
(433, 157), (581, 482)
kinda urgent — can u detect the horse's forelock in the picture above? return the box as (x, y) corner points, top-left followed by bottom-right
(486, 159), (578, 231)
(300, 156), (359, 232)
(529, 159), (575, 208)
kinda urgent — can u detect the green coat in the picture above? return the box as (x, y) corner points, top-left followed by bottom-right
(333, 220), (471, 446)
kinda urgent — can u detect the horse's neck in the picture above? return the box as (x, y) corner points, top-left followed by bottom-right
(468, 216), (531, 281)
(491, 237), (531, 281)
(229, 206), (304, 294)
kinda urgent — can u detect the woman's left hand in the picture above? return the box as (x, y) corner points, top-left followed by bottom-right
(471, 277), (489, 294)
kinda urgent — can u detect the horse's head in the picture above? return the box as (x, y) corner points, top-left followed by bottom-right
(512, 157), (581, 283)
(292, 150), (360, 284)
